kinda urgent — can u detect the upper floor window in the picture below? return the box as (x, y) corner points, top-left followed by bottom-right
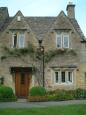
(56, 33), (69, 48)
(12, 32), (25, 48)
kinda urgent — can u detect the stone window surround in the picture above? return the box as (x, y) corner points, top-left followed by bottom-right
(54, 70), (74, 85)
(56, 32), (69, 48)
(12, 32), (25, 48)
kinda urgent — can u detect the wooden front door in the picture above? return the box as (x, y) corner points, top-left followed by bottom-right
(15, 72), (31, 98)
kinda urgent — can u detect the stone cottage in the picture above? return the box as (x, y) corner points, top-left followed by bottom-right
(0, 2), (86, 98)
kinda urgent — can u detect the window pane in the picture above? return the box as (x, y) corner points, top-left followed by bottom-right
(68, 72), (72, 82)
(55, 72), (58, 83)
(63, 35), (69, 48)
(12, 33), (17, 48)
(61, 72), (65, 82)
(18, 34), (25, 48)
(56, 34), (62, 48)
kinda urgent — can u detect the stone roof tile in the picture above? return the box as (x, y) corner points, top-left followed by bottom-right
(69, 18), (86, 40)
(0, 13), (85, 40)
(25, 17), (56, 39)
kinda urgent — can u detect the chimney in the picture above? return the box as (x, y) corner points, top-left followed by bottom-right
(0, 7), (9, 21)
(66, 2), (75, 19)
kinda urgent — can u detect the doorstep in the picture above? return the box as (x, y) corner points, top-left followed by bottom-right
(17, 99), (27, 103)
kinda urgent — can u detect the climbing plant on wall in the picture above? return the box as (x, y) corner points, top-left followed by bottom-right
(0, 43), (35, 60)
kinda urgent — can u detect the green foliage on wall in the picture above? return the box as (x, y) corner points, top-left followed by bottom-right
(44, 49), (77, 63)
(0, 44), (77, 64)
(0, 43), (35, 60)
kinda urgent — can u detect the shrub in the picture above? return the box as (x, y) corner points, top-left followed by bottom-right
(29, 86), (46, 96)
(75, 88), (86, 99)
(0, 85), (17, 101)
(47, 89), (75, 101)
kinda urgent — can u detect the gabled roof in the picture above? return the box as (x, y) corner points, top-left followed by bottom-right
(52, 11), (72, 30)
(26, 17), (55, 39)
(0, 9), (85, 40)
(7, 10), (31, 30)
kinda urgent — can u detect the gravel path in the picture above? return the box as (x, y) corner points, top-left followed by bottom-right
(0, 100), (86, 108)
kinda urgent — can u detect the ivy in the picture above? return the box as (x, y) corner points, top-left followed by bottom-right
(0, 43), (35, 60)
(44, 49), (77, 63)
(1, 44), (77, 64)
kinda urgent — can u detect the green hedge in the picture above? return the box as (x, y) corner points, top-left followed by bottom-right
(75, 88), (86, 99)
(47, 90), (75, 101)
(29, 88), (86, 102)
(47, 89), (86, 101)
(29, 86), (46, 96)
(0, 85), (17, 102)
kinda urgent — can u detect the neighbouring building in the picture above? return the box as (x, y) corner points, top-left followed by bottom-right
(0, 2), (86, 98)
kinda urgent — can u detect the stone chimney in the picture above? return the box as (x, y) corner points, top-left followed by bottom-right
(0, 7), (9, 21)
(66, 2), (75, 19)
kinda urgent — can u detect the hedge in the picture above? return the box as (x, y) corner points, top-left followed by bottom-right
(28, 88), (86, 102)
(0, 85), (17, 102)
(29, 86), (46, 96)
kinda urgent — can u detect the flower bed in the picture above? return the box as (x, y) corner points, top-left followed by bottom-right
(29, 95), (48, 102)
(28, 88), (86, 102)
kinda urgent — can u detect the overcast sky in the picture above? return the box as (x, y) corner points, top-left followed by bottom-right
(0, 0), (86, 37)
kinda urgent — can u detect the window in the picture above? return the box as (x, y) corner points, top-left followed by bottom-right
(61, 72), (65, 82)
(56, 33), (69, 48)
(56, 34), (62, 48)
(63, 34), (69, 48)
(12, 32), (25, 48)
(18, 34), (25, 48)
(12, 33), (17, 48)
(55, 72), (58, 83)
(55, 70), (73, 84)
(68, 72), (73, 82)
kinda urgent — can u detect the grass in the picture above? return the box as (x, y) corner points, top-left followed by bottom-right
(0, 105), (86, 115)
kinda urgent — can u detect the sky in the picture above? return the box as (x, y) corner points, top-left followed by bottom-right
(0, 0), (86, 37)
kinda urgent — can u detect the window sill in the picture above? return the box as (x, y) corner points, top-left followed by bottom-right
(54, 82), (73, 85)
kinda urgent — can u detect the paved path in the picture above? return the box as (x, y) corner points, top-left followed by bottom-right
(0, 100), (86, 108)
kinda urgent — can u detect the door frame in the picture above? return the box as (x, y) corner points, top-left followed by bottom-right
(10, 67), (32, 98)
(15, 72), (31, 98)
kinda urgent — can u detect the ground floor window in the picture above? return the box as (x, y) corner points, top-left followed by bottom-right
(55, 70), (73, 84)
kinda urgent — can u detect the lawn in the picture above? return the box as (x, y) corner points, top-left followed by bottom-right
(0, 105), (86, 115)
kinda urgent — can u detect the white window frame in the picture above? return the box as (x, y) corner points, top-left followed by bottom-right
(18, 33), (25, 48)
(12, 32), (25, 48)
(67, 71), (73, 83)
(12, 33), (18, 48)
(61, 71), (66, 83)
(56, 33), (69, 49)
(54, 70), (73, 85)
(63, 34), (69, 48)
(55, 71), (59, 83)
(56, 34), (62, 48)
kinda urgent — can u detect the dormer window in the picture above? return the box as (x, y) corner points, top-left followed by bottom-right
(12, 32), (25, 48)
(56, 33), (69, 48)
